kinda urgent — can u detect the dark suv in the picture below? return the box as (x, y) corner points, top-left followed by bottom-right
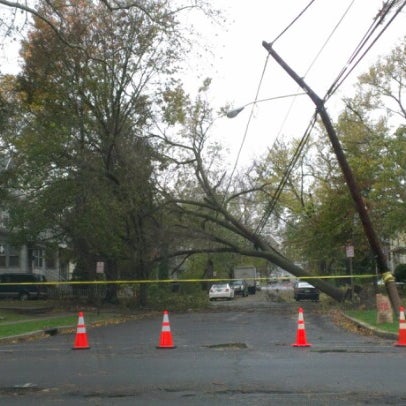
(0, 273), (48, 300)
(230, 279), (249, 297)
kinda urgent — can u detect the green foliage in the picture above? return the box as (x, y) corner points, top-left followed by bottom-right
(394, 264), (406, 282)
(346, 309), (398, 333)
(136, 282), (208, 311)
(0, 310), (118, 339)
(1, 1), (196, 286)
(276, 37), (406, 274)
(161, 84), (189, 125)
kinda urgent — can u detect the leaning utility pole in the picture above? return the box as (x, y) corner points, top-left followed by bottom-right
(262, 41), (402, 313)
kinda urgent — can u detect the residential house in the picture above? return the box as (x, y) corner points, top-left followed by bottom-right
(390, 232), (406, 272)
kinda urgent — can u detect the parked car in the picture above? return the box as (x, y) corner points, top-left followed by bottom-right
(0, 273), (48, 300)
(209, 283), (234, 301)
(293, 281), (319, 302)
(229, 279), (249, 296)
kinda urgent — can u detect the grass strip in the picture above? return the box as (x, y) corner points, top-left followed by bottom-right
(0, 312), (118, 338)
(0, 316), (76, 338)
(345, 309), (398, 333)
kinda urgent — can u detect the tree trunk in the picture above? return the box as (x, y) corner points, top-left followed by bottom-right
(103, 259), (119, 304)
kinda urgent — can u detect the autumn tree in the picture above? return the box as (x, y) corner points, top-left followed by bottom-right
(278, 37), (406, 279)
(154, 87), (345, 301)
(2, 0), (214, 305)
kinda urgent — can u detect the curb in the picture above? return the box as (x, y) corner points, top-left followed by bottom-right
(0, 312), (156, 344)
(0, 324), (75, 344)
(340, 311), (398, 340)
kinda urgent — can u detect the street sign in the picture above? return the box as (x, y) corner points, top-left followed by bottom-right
(96, 261), (104, 274)
(346, 245), (354, 258)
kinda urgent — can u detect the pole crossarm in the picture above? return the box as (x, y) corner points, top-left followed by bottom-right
(262, 40), (402, 312)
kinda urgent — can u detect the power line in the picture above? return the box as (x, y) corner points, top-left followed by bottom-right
(226, 1), (405, 237)
(254, 2), (357, 235)
(272, 0), (317, 44)
(267, 0), (357, 155)
(225, 54), (270, 192)
(227, 0), (320, 179)
(325, 0), (406, 100)
(255, 1), (406, 235)
(254, 113), (317, 235)
(275, 0), (357, 132)
(266, 1), (357, 154)
(303, 0), (356, 79)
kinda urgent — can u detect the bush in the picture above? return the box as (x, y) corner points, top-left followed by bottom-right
(394, 264), (406, 283)
(120, 282), (208, 311)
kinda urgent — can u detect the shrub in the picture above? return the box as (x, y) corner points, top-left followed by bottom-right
(394, 264), (406, 282)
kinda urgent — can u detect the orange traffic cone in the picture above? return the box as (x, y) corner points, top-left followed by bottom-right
(157, 310), (176, 349)
(395, 306), (406, 347)
(72, 311), (90, 350)
(292, 307), (311, 347)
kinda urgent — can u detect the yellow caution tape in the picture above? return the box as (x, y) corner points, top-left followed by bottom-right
(381, 271), (395, 283)
(2, 274), (380, 285)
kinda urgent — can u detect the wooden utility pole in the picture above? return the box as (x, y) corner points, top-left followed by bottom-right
(262, 41), (402, 313)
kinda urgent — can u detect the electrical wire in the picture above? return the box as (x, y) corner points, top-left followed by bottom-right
(272, 0), (317, 44)
(255, 113), (317, 235)
(325, 0), (406, 101)
(303, 0), (356, 79)
(225, 1), (405, 239)
(255, 0), (406, 236)
(268, 0), (356, 159)
(227, 0), (320, 187)
(225, 54), (270, 193)
(254, 1), (357, 235)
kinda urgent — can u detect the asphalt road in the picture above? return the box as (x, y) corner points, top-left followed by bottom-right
(0, 290), (405, 405)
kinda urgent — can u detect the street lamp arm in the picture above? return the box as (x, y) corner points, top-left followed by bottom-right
(226, 92), (307, 118)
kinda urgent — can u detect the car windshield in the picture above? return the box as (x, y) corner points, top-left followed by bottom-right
(212, 284), (228, 289)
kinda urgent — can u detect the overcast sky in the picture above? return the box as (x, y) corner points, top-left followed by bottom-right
(184, 1), (406, 168)
(1, 1), (405, 169)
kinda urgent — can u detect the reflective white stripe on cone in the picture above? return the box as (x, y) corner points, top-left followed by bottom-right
(73, 311), (90, 350)
(292, 307), (311, 347)
(157, 310), (176, 349)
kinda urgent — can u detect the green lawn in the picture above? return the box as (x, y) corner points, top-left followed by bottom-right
(0, 308), (120, 339)
(345, 309), (399, 334)
(0, 315), (77, 337)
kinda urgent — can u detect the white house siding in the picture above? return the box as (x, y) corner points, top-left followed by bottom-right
(390, 233), (406, 271)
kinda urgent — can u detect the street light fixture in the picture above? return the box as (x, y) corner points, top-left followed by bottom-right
(226, 92), (307, 118)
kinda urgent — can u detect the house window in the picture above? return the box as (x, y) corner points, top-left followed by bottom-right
(0, 245), (5, 267)
(33, 249), (44, 268)
(0, 212), (9, 229)
(8, 246), (19, 267)
(45, 249), (56, 269)
(0, 244), (20, 268)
